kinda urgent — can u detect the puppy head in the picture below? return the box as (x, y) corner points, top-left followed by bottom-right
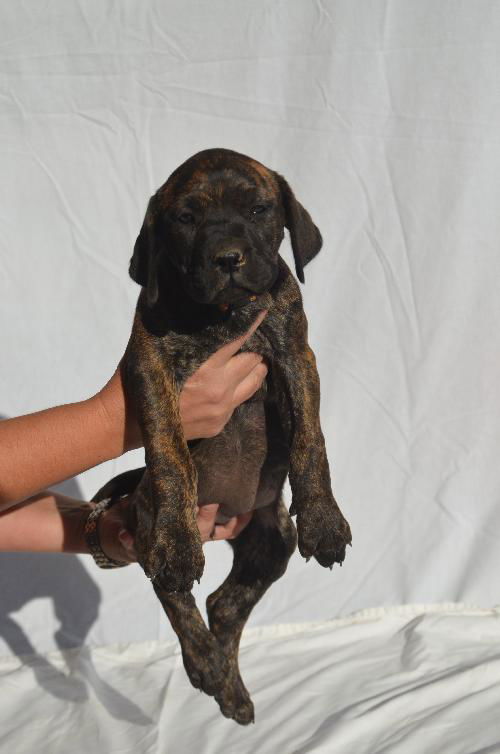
(130, 148), (322, 307)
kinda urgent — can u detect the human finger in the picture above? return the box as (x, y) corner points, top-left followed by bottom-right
(196, 503), (220, 542)
(211, 511), (253, 541)
(222, 351), (265, 387)
(118, 528), (137, 559)
(206, 310), (267, 367)
(232, 362), (268, 407)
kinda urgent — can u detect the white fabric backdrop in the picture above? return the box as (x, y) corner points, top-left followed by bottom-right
(2, 605), (500, 754)
(1, 0), (500, 667)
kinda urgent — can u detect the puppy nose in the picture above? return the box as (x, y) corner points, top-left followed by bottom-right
(214, 249), (245, 272)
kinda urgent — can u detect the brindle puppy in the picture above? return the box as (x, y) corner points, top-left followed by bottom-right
(94, 148), (351, 725)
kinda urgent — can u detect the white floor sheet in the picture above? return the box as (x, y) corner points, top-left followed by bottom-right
(2, 1), (500, 751)
(1, 604), (499, 754)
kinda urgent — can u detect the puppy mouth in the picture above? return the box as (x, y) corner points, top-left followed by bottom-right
(185, 265), (253, 297)
(198, 271), (251, 304)
(213, 282), (258, 306)
(183, 256), (277, 307)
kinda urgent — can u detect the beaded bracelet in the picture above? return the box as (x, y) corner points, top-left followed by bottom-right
(84, 497), (130, 569)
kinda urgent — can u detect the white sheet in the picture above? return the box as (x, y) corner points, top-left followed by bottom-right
(1, 604), (499, 754)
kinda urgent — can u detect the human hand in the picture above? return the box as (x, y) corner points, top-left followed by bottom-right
(99, 499), (253, 563)
(97, 310), (268, 453)
(195, 504), (253, 543)
(179, 311), (268, 440)
(98, 496), (137, 563)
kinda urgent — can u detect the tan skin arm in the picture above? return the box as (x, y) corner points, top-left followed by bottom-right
(0, 493), (252, 562)
(0, 314), (267, 558)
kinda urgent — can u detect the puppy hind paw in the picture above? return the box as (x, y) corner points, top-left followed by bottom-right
(229, 698), (255, 726)
(182, 640), (255, 724)
(216, 677), (255, 726)
(181, 636), (228, 698)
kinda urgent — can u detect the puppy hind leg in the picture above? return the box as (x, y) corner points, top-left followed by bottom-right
(152, 586), (228, 701)
(206, 500), (297, 724)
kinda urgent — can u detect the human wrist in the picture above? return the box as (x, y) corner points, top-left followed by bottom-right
(95, 367), (142, 455)
(57, 498), (94, 553)
(91, 388), (126, 459)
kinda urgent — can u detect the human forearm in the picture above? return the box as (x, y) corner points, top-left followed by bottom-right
(0, 396), (123, 510)
(0, 491), (252, 556)
(0, 492), (92, 553)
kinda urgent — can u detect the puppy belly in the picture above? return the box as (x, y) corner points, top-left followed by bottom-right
(194, 448), (266, 524)
(194, 457), (289, 525)
(192, 401), (269, 524)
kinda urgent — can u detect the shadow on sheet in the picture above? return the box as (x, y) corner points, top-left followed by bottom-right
(0, 473), (151, 725)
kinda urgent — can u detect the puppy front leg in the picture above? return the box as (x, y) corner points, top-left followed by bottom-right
(124, 322), (204, 592)
(276, 336), (352, 568)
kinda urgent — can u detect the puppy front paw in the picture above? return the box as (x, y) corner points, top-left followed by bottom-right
(137, 516), (205, 591)
(296, 498), (352, 567)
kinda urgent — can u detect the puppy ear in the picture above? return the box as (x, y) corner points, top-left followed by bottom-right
(276, 174), (323, 283)
(129, 196), (160, 307)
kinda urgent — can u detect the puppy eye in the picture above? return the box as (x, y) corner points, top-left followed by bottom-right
(177, 212), (195, 224)
(251, 204), (267, 215)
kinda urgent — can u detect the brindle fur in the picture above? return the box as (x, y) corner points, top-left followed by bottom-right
(93, 148), (351, 724)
